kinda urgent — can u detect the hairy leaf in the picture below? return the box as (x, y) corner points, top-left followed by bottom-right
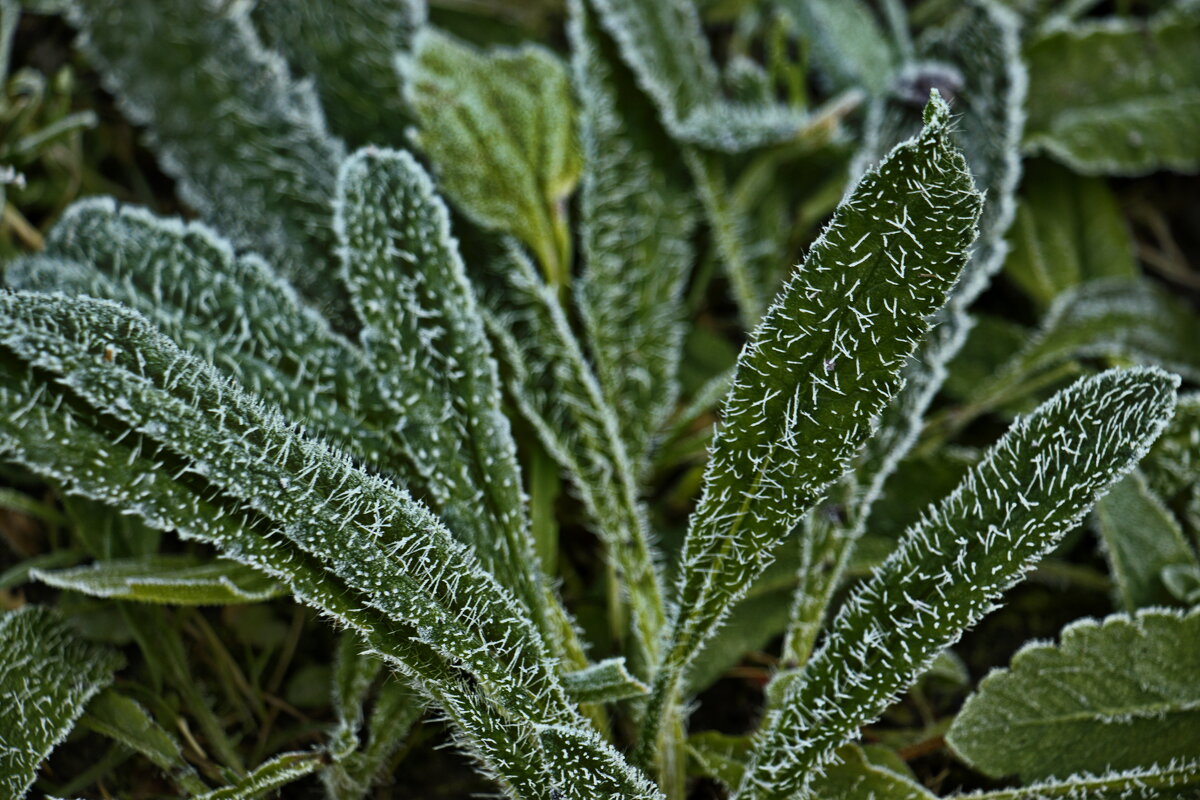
(963, 758), (1200, 799)
(774, 0), (895, 94)
(562, 657), (649, 704)
(195, 751), (325, 800)
(0, 606), (122, 799)
(643, 95), (981, 762)
(252, 0), (426, 146)
(1023, 9), (1200, 175)
(740, 368), (1179, 800)
(1004, 161), (1137, 308)
(66, 0), (345, 299)
(402, 29), (580, 286)
(1093, 471), (1198, 611)
(948, 608), (1200, 781)
(569, 0), (696, 468)
(32, 556), (284, 605)
(1142, 393), (1200, 538)
(586, 0), (809, 151)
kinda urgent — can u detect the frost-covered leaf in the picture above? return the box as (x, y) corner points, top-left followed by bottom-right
(569, 0), (696, 468)
(1004, 161), (1137, 308)
(5, 198), (390, 467)
(251, 0), (425, 146)
(1023, 10), (1200, 176)
(0, 292), (645, 799)
(195, 750), (325, 800)
(562, 657), (649, 704)
(948, 608), (1200, 781)
(643, 95), (981, 760)
(66, 0), (345, 299)
(482, 244), (667, 673)
(739, 368), (1180, 800)
(0, 606), (122, 799)
(814, 744), (936, 800)
(335, 147), (580, 661)
(1093, 471), (1198, 611)
(403, 29), (580, 285)
(773, 0), (895, 94)
(80, 689), (207, 795)
(586, 0), (810, 151)
(1143, 393), (1200, 538)
(32, 555), (284, 605)
(962, 758), (1200, 799)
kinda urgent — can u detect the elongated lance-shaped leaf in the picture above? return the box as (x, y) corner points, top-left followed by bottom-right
(31, 555), (285, 605)
(773, 0), (896, 95)
(737, 367), (1180, 800)
(0, 606), (123, 799)
(482, 243), (667, 675)
(569, 0), (696, 470)
(402, 30), (581, 287)
(1093, 470), (1199, 611)
(1023, 8), (1200, 176)
(195, 751), (325, 800)
(639, 93), (981, 763)
(0, 292), (655, 799)
(561, 657), (649, 705)
(948, 608), (1200, 782)
(335, 147), (582, 666)
(959, 758), (1200, 799)
(585, 0), (809, 152)
(4, 198), (394, 467)
(325, 672), (424, 799)
(65, 0), (345, 300)
(328, 634), (385, 762)
(251, 0), (426, 147)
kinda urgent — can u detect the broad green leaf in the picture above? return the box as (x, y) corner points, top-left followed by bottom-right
(740, 368), (1180, 800)
(335, 147), (582, 664)
(641, 94), (981, 765)
(687, 731), (751, 788)
(80, 689), (207, 795)
(1094, 471), (1198, 611)
(31, 556), (285, 605)
(569, 0), (696, 468)
(0, 606), (122, 799)
(965, 758), (1200, 799)
(948, 608), (1200, 781)
(5, 199), (392, 468)
(562, 657), (649, 704)
(1004, 161), (1137, 308)
(586, 0), (809, 151)
(1023, 10), (1200, 176)
(402, 29), (580, 286)
(66, 0), (345, 300)
(195, 751), (325, 800)
(814, 745), (935, 800)
(0, 292), (647, 799)
(774, 0), (895, 94)
(1142, 393), (1200, 540)
(251, 0), (425, 146)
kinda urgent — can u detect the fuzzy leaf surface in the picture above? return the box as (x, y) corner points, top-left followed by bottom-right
(962, 758), (1200, 799)
(739, 368), (1180, 800)
(80, 690), (206, 795)
(774, 0), (895, 94)
(1023, 10), (1200, 175)
(561, 657), (649, 704)
(66, 0), (345, 298)
(0, 606), (122, 799)
(948, 608), (1200, 781)
(32, 556), (284, 605)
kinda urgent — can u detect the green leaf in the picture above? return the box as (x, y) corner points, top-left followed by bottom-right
(773, 0), (895, 94)
(1023, 9), (1200, 176)
(80, 689), (207, 795)
(1004, 161), (1137, 308)
(402, 29), (580, 286)
(251, 0), (425, 146)
(586, 0), (810, 151)
(813, 744), (935, 800)
(740, 367), (1180, 800)
(335, 147), (581, 664)
(948, 608), (1200, 782)
(0, 606), (122, 799)
(1141, 392), (1200, 540)
(642, 93), (981, 763)
(195, 750), (325, 800)
(31, 555), (285, 604)
(562, 657), (649, 704)
(65, 0), (345, 299)
(1093, 470), (1198, 611)
(569, 0), (696, 468)
(964, 758), (1200, 799)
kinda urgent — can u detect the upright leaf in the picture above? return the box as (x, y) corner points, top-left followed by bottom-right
(948, 608), (1200, 781)
(66, 0), (345, 298)
(773, 0), (896, 95)
(569, 0), (696, 468)
(1023, 9), (1200, 176)
(252, 0), (426, 146)
(402, 30), (581, 286)
(739, 368), (1179, 800)
(640, 93), (982, 762)
(0, 606), (122, 799)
